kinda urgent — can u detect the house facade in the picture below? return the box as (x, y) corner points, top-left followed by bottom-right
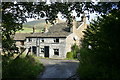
(14, 16), (87, 59)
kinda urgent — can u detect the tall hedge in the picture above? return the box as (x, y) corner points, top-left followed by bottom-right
(78, 10), (120, 79)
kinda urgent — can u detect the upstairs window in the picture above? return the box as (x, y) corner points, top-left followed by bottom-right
(54, 49), (59, 55)
(28, 38), (32, 42)
(33, 38), (36, 42)
(21, 41), (24, 45)
(54, 38), (59, 43)
(41, 38), (44, 42)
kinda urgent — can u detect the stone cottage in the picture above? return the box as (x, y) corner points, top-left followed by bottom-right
(14, 16), (87, 59)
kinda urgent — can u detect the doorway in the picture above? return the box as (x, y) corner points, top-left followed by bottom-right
(32, 46), (37, 55)
(44, 46), (49, 57)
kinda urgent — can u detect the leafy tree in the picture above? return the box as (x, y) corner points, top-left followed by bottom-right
(78, 9), (120, 79)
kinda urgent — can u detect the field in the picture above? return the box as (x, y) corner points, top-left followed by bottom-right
(16, 27), (41, 33)
(16, 19), (51, 33)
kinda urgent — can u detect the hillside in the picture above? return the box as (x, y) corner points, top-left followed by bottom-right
(17, 19), (51, 33)
(17, 19), (65, 33)
(23, 19), (46, 29)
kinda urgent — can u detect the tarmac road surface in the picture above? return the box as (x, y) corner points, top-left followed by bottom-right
(37, 58), (79, 79)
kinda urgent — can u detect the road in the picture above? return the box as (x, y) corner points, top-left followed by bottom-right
(37, 58), (79, 79)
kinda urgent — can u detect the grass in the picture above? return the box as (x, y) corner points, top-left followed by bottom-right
(65, 58), (78, 60)
(16, 27), (41, 33)
(36, 56), (78, 60)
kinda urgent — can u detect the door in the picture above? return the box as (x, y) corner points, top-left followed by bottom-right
(32, 46), (37, 55)
(44, 46), (49, 57)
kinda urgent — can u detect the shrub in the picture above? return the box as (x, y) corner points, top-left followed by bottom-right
(71, 44), (79, 58)
(78, 48), (110, 79)
(2, 55), (44, 79)
(66, 52), (73, 59)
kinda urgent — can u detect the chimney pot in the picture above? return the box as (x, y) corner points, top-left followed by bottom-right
(71, 16), (77, 33)
(33, 26), (35, 33)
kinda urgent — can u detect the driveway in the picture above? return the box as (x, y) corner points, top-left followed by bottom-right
(37, 58), (79, 79)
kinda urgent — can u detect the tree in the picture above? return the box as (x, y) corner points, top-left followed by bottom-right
(78, 9), (120, 79)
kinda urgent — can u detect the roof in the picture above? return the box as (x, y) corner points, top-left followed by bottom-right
(28, 22), (71, 37)
(14, 22), (71, 40)
(14, 33), (30, 41)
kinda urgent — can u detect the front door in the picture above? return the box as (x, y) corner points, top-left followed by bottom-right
(32, 46), (37, 55)
(44, 46), (49, 57)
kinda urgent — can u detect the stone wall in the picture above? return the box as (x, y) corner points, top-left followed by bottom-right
(25, 37), (66, 59)
(65, 33), (79, 55)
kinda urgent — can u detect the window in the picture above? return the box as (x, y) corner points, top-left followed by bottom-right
(33, 38), (36, 42)
(73, 37), (76, 41)
(41, 38), (44, 42)
(20, 41), (24, 45)
(54, 38), (59, 43)
(41, 48), (44, 53)
(73, 36), (77, 41)
(54, 49), (59, 55)
(28, 38), (32, 42)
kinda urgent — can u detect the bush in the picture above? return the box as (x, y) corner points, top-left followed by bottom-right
(71, 44), (79, 58)
(66, 44), (80, 59)
(2, 55), (44, 79)
(66, 52), (73, 59)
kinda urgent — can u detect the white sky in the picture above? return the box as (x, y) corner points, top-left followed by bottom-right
(27, 12), (98, 24)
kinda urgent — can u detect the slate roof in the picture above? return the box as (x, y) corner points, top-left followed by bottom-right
(14, 33), (30, 41)
(27, 22), (71, 38)
(14, 22), (72, 40)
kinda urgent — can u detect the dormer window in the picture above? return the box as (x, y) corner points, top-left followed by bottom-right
(54, 38), (59, 43)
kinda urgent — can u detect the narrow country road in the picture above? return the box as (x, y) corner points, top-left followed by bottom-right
(37, 58), (79, 79)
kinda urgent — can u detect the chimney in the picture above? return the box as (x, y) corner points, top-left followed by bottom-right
(33, 25), (36, 33)
(44, 23), (48, 33)
(71, 16), (77, 33)
(81, 13), (86, 23)
(56, 18), (59, 23)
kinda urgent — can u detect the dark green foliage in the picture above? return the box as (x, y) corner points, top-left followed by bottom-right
(78, 10), (120, 79)
(66, 44), (80, 59)
(71, 44), (79, 58)
(66, 52), (73, 59)
(2, 55), (44, 79)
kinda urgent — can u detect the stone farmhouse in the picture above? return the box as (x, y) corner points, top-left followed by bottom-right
(14, 16), (87, 59)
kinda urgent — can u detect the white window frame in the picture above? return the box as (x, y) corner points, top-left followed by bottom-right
(54, 38), (59, 43)
(54, 49), (59, 55)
